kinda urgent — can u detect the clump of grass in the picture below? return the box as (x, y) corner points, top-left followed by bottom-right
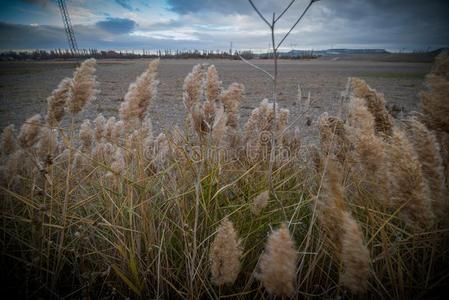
(0, 57), (449, 299)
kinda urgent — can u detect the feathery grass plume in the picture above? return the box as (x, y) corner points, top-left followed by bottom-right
(206, 65), (221, 103)
(250, 190), (269, 215)
(219, 83), (245, 129)
(314, 159), (346, 244)
(346, 97), (389, 205)
(119, 59), (160, 127)
(350, 77), (393, 136)
(347, 97), (375, 134)
(209, 217), (242, 286)
(183, 64), (205, 112)
(153, 133), (169, 169)
(5, 149), (24, 181)
(92, 142), (115, 165)
(387, 128), (434, 228)
(37, 127), (58, 160)
(125, 117), (153, 156)
(94, 114), (106, 141)
(405, 117), (447, 219)
(109, 148), (125, 176)
(243, 99), (290, 151)
(1, 124), (17, 156)
(282, 126), (301, 157)
(18, 114), (42, 148)
(257, 223), (298, 298)
(67, 58), (98, 114)
(421, 52), (449, 132)
(340, 211), (370, 294)
(111, 120), (124, 144)
(104, 116), (117, 141)
(204, 65), (221, 125)
(46, 78), (72, 127)
(79, 119), (94, 152)
(317, 113), (350, 164)
(211, 103), (228, 145)
(183, 64), (209, 136)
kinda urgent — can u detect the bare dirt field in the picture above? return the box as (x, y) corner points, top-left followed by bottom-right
(0, 58), (432, 138)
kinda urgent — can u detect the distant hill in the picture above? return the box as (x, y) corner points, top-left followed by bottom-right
(279, 48), (388, 58)
(278, 48), (448, 62)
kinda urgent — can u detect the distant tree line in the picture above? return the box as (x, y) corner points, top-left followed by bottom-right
(0, 48), (319, 61)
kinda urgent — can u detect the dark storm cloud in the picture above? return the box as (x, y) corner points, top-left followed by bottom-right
(0, 22), (200, 50)
(0, 22), (65, 49)
(96, 17), (136, 34)
(1, 0), (448, 50)
(165, 0), (449, 49)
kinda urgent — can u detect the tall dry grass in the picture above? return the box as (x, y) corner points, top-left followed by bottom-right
(1, 54), (449, 299)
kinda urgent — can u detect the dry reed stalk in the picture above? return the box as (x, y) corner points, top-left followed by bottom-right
(209, 217), (242, 286)
(387, 128), (434, 228)
(119, 59), (159, 126)
(405, 117), (447, 219)
(46, 78), (72, 127)
(350, 78), (393, 136)
(67, 58), (98, 114)
(17, 114), (42, 148)
(94, 114), (106, 142)
(257, 223), (298, 298)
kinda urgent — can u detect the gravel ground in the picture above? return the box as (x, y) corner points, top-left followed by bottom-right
(0, 58), (432, 140)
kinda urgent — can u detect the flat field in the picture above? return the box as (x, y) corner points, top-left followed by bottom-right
(0, 58), (432, 135)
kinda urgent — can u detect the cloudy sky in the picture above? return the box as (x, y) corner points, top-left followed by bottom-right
(0, 0), (448, 52)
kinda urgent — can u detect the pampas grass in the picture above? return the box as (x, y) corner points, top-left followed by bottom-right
(387, 129), (434, 228)
(250, 190), (269, 215)
(46, 78), (72, 127)
(0, 124), (17, 156)
(257, 223), (297, 298)
(421, 52), (449, 132)
(339, 211), (370, 294)
(1, 58), (449, 299)
(119, 59), (159, 126)
(209, 217), (242, 286)
(405, 117), (447, 219)
(351, 77), (393, 136)
(67, 58), (98, 114)
(17, 114), (42, 148)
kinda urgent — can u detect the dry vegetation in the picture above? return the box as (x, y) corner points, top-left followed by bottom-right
(0, 53), (449, 299)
